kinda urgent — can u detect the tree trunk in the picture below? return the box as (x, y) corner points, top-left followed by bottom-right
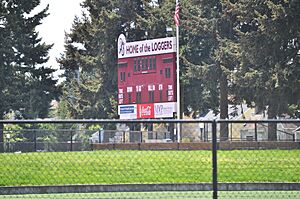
(220, 73), (229, 141)
(268, 98), (277, 141)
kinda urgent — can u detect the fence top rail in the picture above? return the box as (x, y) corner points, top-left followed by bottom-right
(217, 119), (300, 123)
(0, 119), (299, 124)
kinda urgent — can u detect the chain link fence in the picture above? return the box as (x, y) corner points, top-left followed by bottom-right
(0, 119), (299, 199)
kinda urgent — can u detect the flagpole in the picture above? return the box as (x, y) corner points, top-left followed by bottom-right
(175, 0), (181, 142)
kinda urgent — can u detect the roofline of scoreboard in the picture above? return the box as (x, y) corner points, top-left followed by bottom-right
(117, 51), (176, 60)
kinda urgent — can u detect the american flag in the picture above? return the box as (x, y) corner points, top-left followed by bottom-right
(174, 3), (180, 26)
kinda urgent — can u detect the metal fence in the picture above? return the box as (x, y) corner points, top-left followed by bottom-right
(0, 119), (299, 199)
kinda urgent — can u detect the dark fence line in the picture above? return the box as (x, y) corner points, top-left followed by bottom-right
(1, 118), (300, 124)
(1, 119), (299, 153)
(2, 141), (300, 153)
(2, 183), (300, 195)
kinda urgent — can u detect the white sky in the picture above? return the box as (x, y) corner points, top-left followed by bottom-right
(35, 0), (84, 77)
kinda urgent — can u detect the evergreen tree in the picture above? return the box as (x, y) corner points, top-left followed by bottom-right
(235, 0), (300, 140)
(58, 0), (300, 144)
(0, 0), (58, 143)
(177, 0), (240, 140)
(59, 0), (163, 119)
(59, 0), (119, 119)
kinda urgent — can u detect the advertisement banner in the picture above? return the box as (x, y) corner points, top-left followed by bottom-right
(154, 102), (176, 118)
(118, 105), (137, 119)
(119, 102), (177, 119)
(137, 104), (154, 119)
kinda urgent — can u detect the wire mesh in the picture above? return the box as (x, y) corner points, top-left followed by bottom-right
(218, 121), (300, 199)
(0, 119), (299, 199)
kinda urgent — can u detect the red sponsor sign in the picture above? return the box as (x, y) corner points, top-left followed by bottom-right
(137, 104), (154, 119)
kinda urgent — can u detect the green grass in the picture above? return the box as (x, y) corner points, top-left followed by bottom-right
(1, 191), (300, 199)
(0, 150), (299, 186)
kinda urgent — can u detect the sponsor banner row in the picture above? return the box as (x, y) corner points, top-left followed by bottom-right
(118, 34), (177, 59)
(118, 102), (177, 119)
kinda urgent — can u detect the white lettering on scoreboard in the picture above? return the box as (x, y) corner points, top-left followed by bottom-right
(118, 34), (177, 58)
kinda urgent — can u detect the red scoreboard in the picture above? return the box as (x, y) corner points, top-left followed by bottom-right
(117, 34), (177, 119)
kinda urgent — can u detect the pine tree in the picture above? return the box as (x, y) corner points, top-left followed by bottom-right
(59, 0), (119, 119)
(235, 0), (300, 140)
(59, 0), (165, 119)
(177, 0), (240, 140)
(0, 0), (58, 143)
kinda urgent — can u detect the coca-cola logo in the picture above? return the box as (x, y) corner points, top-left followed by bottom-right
(141, 106), (152, 116)
(138, 104), (154, 118)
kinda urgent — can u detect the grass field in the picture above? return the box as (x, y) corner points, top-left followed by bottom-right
(1, 191), (300, 199)
(0, 150), (299, 186)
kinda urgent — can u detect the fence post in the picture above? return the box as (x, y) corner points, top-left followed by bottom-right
(123, 131), (126, 143)
(99, 129), (102, 143)
(255, 122), (258, 141)
(230, 122), (233, 141)
(34, 130), (37, 152)
(212, 120), (218, 199)
(70, 131), (73, 151)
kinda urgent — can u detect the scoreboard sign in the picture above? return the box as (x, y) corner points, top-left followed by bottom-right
(117, 34), (177, 119)
(118, 34), (176, 59)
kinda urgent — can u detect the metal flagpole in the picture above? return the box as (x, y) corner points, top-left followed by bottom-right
(175, 0), (180, 142)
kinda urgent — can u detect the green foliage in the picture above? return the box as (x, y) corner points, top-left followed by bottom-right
(176, 0), (241, 120)
(3, 124), (24, 142)
(0, 0), (60, 144)
(57, 0), (299, 138)
(87, 124), (102, 131)
(176, 0), (299, 140)
(0, 0), (59, 119)
(58, 0), (169, 119)
(234, 0), (300, 139)
(235, 0), (300, 115)
(59, 0), (118, 119)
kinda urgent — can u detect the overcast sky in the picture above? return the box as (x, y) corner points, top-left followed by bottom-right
(36, 0), (84, 77)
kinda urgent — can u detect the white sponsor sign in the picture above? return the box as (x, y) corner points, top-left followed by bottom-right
(118, 104), (137, 119)
(154, 102), (177, 118)
(118, 102), (177, 119)
(118, 34), (177, 58)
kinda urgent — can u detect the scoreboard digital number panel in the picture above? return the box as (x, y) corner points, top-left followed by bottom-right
(117, 34), (177, 119)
